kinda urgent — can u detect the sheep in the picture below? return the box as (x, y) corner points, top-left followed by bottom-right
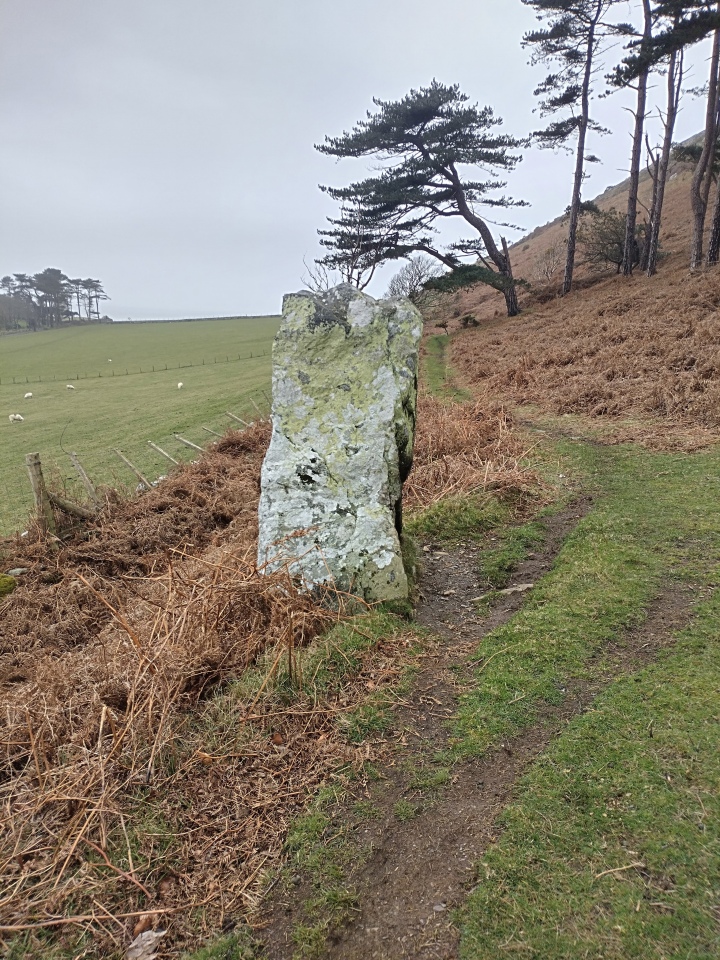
(108, 359), (112, 362)
(24, 392), (33, 399)
(66, 384), (75, 390)
(177, 382), (183, 389)
(8, 414), (24, 423)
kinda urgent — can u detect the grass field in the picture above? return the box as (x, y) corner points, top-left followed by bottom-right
(0, 317), (279, 535)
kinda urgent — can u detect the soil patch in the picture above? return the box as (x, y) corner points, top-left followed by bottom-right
(258, 501), (697, 960)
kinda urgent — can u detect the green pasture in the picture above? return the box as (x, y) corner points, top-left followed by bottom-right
(0, 318), (279, 535)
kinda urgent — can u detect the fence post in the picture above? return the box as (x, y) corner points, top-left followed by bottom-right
(174, 434), (203, 452)
(69, 451), (101, 507)
(113, 449), (152, 490)
(25, 452), (58, 539)
(147, 441), (179, 465)
(226, 411), (250, 426)
(47, 491), (96, 520)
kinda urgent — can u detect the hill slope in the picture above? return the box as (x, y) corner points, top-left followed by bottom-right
(440, 156), (720, 449)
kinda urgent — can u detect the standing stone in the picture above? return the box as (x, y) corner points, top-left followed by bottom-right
(257, 284), (423, 601)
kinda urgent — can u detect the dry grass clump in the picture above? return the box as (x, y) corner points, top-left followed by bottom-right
(405, 394), (541, 512)
(452, 261), (720, 447)
(0, 424), (270, 662)
(0, 548), (367, 956)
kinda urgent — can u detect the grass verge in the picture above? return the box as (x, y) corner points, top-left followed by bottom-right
(459, 585), (720, 959)
(451, 439), (720, 759)
(265, 621), (427, 960)
(405, 491), (514, 544)
(422, 334), (472, 402)
(451, 435), (720, 957)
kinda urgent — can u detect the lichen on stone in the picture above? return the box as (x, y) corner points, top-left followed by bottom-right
(257, 284), (422, 602)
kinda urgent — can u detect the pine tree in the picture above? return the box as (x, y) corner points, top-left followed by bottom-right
(609, 0), (653, 276)
(611, 3), (720, 273)
(32, 268), (70, 327)
(522, 1), (629, 294)
(315, 81), (527, 317)
(690, 3), (720, 266)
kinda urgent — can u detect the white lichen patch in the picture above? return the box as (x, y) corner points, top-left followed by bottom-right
(257, 284), (422, 601)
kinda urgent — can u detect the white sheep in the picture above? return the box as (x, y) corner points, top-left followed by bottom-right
(66, 384), (75, 390)
(24, 392), (33, 399)
(8, 414), (24, 423)
(108, 359), (112, 362)
(177, 382), (183, 389)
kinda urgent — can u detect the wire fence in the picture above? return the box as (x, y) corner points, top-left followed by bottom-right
(0, 350), (269, 386)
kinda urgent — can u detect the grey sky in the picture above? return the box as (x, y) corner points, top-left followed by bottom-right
(0, 1), (712, 319)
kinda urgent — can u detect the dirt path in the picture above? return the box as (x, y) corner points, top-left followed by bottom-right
(258, 499), (696, 960)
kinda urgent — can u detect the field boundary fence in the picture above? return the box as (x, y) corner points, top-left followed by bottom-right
(0, 350), (269, 386)
(17, 392), (271, 540)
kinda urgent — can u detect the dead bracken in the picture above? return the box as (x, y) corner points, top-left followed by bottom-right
(0, 401), (537, 957)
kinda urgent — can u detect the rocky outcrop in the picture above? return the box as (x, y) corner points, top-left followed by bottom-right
(257, 284), (422, 602)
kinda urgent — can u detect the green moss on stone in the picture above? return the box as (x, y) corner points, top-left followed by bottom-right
(0, 574), (17, 598)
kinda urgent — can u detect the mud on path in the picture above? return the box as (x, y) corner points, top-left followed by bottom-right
(258, 499), (697, 960)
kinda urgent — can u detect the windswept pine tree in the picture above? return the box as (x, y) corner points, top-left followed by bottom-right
(315, 81), (528, 317)
(522, 0), (629, 294)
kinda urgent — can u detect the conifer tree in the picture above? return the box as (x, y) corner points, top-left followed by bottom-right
(522, 0), (629, 294)
(610, 0), (653, 276)
(609, 2), (720, 275)
(315, 81), (527, 317)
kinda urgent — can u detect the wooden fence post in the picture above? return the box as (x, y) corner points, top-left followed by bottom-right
(25, 452), (58, 538)
(69, 451), (101, 507)
(113, 449), (152, 490)
(173, 434), (203, 452)
(226, 411), (250, 426)
(147, 441), (179, 465)
(47, 492), (97, 520)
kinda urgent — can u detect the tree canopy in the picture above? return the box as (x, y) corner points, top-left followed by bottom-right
(522, 1), (631, 292)
(315, 81), (528, 316)
(610, 1), (720, 87)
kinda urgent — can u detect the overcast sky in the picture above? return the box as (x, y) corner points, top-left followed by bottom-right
(0, 1), (714, 319)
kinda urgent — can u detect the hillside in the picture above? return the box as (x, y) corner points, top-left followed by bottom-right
(446, 153), (697, 325)
(436, 156), (720, 451)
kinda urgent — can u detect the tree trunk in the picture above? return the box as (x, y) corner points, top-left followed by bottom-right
(451, 166), (520, 317)
(501, 237), (519, 316)
(647, 49), (682, 276)
(706, 181), (720, 263)
(641, 141), (659, 272)
(563, 16), (597, 295)
(691, 20), (720, 268)
(622, 0), (652, 276)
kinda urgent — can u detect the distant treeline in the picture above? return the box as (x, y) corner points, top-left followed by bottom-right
(0, 269), (110, 331)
